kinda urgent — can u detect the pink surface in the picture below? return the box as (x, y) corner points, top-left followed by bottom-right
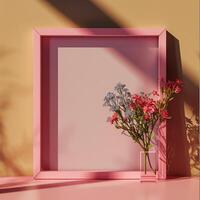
(35, 28), (165, 36)
(157, 30), (167, 179)
(34, 28), (166, 180)
(33, 31), (41, 176)
(0, 177), (199, 200)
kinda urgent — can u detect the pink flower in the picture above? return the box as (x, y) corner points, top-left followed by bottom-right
(176, 79), (183, 85)
(174, 85), (182, 93)
(132, 94), (141, 102)
(109, 113), (118, 124)
(152, 90), (159, 96)
(160, 110), (169, 119)
(143, 105), (148, 113)
(143, 105), (155, 114)
(165, 79), (183, 93)
(142, 97), (156, 114)
(132, 94), (139, 99)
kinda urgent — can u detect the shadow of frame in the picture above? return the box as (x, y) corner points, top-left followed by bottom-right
(166, 32), (199, 177)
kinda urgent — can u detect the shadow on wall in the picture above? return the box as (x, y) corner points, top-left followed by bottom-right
(43, 0), (121, 28)
(185, 116), (200, 173)
(0, 100), (24, 176)
(0, 48), (31, 176)
(166, 33), (191, 176)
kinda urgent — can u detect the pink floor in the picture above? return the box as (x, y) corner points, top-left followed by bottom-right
(0, 177), (199, 200)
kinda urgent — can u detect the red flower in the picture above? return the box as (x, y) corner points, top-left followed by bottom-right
(143, 105), (156, 114)
(109, 113), (118, 124)
(132, 94), (141, 102)
(174, 85), (182, 93)
(176, 79), (183, 85)
(144, 114), (150, 120)
(132, 94), (145, 107)
(166, 81), (174, 89)
(174, 79), (183, 93)
(129, 102), (136, 110)
(152, 90), (159, 96)
(142, 97), (156, 114)
(165, 79), (183, 93)
(160, 110), (169, 119)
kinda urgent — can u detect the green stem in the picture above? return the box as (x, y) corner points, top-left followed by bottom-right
(144, 151), (147, 174)
(146, 152), (156, 174)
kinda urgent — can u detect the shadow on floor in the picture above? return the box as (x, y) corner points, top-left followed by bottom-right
(0, 179), (109, 194)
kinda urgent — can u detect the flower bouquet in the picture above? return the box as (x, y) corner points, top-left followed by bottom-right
(103, 80), (183, 175)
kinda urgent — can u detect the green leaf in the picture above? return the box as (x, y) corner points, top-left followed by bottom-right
(148, 143), (154, 149)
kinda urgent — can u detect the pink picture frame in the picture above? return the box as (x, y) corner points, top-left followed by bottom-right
(33, 28), (166, 180)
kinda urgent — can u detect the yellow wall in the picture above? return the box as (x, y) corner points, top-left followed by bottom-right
(0, 0), (199, 176)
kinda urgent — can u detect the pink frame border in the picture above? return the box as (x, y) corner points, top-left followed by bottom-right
(33, 28), (166, 180)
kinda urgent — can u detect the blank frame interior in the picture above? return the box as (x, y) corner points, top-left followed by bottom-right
(40, 36), (159, 172)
